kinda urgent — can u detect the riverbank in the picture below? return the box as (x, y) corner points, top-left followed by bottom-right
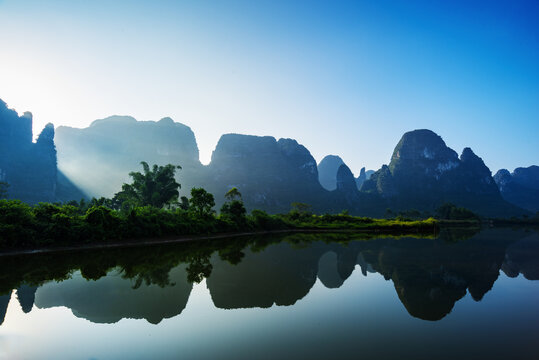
(0, 224), (441, 257)
(0, 199), (439, 253)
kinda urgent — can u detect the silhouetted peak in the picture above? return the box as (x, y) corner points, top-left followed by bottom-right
(391, 129), (458, 164)
(211, 134), (277, 162)
(336, 164), (357, 192)
(36, 123), (55, 144)
(460, 147), (481, 164)
(277, 138), (309, 157)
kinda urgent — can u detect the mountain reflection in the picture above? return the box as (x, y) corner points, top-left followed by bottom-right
(34, 266), (192, 324)
(0, 228), (537, 324)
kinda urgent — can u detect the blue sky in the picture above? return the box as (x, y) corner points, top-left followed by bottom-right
(0, 0), (537, 174)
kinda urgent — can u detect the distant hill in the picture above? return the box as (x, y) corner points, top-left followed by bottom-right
(318, 155), (345, 191)
(318, 155), (374, 192)
(494, 166), (539, 213)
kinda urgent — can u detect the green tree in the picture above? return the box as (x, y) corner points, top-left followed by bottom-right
(0, 181), (9, 199)
(225, 187), (242, 201)
(178, 196), (190, 210)
(435, 203), (479, 221)
(291, 202), (312, 214)
(114, 162), (181, 209)
(221, 188), (246, 225)
(189, 187), (215, 217)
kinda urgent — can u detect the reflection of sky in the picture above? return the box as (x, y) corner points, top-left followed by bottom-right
(2, 270), (538, 359)
(0, 0), (538, 173)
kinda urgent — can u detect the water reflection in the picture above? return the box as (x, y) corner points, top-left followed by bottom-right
(35, 266), (192, 324)
(0, 228), (537, 325)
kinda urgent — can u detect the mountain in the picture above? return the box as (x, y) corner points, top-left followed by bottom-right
(0, 99), (56, 203)
(361, 129), (526, 217)
(493, 166), (539, 213)
(318, 156), (374, 192)
(318, 155), (345, 191)
(55, 116), (203, 198)
(333, 164), (361, 209)
(356, 167), (374, 190)
(203, 134), (326, 212)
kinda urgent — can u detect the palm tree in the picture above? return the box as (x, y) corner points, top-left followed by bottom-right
(114, 161), (181, 208)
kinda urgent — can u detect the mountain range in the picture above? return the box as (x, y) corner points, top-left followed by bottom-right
(1, 98), (536, 217)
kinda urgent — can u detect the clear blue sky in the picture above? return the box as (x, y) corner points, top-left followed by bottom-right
(0, 0), (537, 174)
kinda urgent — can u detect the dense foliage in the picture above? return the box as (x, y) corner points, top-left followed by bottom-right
(113, 162), (182, 209)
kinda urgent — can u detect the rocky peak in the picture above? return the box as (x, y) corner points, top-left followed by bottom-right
(512, 166), (539, 190)
(391, 129), (458, 164)
(36, 123), (55, 146)
(460, 147), (481, 164)
(361, 129), (520, 216)
(493, 169), (512, 189)
(336, 164), (357, 193)
(389, 129), (460, 179)
(211, 134), (318, 181)
(356, 166), (375, 190)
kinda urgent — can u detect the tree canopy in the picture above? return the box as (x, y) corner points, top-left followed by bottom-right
(189, 187), (215, 217)
(114, 162), (181, 209)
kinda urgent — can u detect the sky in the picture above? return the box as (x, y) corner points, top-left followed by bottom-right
(0, 0), (538, 174)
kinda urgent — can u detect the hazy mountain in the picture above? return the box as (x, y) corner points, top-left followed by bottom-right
(493, 166), (539, 212)
(318, 155), (345, 191)
(361, 129), (526, 217)
(318, 156), (374, 192)
(55, 115), (203, 198)
(334, 164), (361, 209)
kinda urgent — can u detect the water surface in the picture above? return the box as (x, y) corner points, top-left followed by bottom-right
(0, 228), (538, 359)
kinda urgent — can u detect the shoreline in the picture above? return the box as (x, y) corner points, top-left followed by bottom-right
(0, 227), (438, 258)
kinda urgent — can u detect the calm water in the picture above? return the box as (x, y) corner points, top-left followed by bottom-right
(0, 228), (538, 360)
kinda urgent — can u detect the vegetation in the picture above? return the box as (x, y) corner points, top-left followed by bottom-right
(113, 162), (182, 209)
(0, 162), (440, 251)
